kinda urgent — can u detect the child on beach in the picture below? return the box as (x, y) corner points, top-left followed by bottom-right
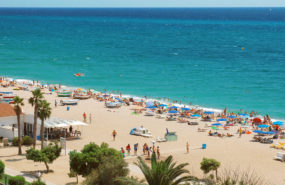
(186, 142), (189, 154)
(126, 144), (131, 156)
(112, 130), (117, 141)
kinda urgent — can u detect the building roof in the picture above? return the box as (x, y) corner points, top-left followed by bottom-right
(0, 103), (16, 117)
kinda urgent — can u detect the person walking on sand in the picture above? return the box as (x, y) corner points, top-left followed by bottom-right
(157, 146), (160, 159)
(186, 142), (189, 154)
(143, 143), (147, 155)
(55, 99), (57, 107)
(239, 127), (242, 137)
(146, 146), (150, 158)
(83, 112), (87, 122)
(126, 144), (131, 156)
(134, 143), (138, 156)
(89, 113), (92, 124)
(121, 147), (125, 158)
(112, 130), (117, 141)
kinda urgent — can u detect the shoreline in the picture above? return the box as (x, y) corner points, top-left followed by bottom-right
(1, 76), (284, 122)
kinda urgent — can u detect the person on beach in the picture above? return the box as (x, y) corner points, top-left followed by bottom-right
(83, 112), (87, 122)
(152, 146), (156, 155)
(186, 142), (189, 153)
(112, 130), (117, 141)
(143, 143), (147, 155)
(134, 143), (138, 156)
(239, 127), (242, 137)
(157, 146), (160, 159)
(69, 126), (73, 135)
(89, 113), (92, 124)
(121, 147), (125, 158)
(55, 99), (57, 107)
(146, 145), (150, 158)
(126, 144), (131, 156)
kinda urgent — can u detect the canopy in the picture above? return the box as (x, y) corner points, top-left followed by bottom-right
(168, 110), (179, 114)
(211, 126), (218, 130)
(253, 130), (274, 135)
(217, 118), (227, 121)
(170, 106), (179, 109)
(159, 104), (167, 107)
(239, 113), (249, 116)
(181, 107), (190, 111)
(204, 111), (214, 114)
(191, 114), (201, 117)
(253, 117), (262, 123)
(273, 121), (284, 126)
(228, 115), (237, 118)
(257, 124), (269, 128)
(212, 123), (223, 126)
(147, 106), (157, 109)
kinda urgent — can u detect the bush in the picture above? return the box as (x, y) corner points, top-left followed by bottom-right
(22, 136), (33, 146)
(8, 175), (25, 185)
(0, 160), (4, 178)
(31, 179), (46, 185)
(12, 137), (21, 146)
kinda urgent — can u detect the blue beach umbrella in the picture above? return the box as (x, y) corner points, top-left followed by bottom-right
(212, 123), (223, 126)
(191, 114), (201, 117)
(170, 106), (179, 109)
(159, 104), (167, 107)
(253, 130), (264, 134)
(204, 111), (214, 114)
(217, 118), (227, 121)
(147, 106), (157, 109)
(168, 110), (179, 114)
(264, 131), (275, 135)
(181, 107), (190, 111)
(257, 124), (269, 128)
(273, 121), (284, 126)
(239, 113), (249, 116)
(228, 115), (237, 118)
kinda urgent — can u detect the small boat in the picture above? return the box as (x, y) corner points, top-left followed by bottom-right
(145, 110), (155, 116)
(57, 91), (72, 97)
(2, 94), (16, 99)
(61, 99), (78, 105)
(130, 126), (152, 137)
(105, 101), (122, 108)
(73, 94), (90, 99)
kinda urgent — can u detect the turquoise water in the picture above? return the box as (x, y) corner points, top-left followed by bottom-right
(0, 8), (285, 119)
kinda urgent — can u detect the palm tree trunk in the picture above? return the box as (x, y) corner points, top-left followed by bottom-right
(44, 161), (49, 172)
(17, 113), (22, 155)
(33, 104), (38, 148)
(41, 119), (44, 149)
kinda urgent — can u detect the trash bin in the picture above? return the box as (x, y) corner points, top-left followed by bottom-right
(202, 144), (207, 149)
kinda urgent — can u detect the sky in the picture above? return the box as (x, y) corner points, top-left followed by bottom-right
(0, 0), (285, 8)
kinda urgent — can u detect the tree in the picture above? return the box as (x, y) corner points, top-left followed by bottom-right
(132, 153), (194, 185)
(29, 88), (43, 148)
(0, 160), (5, 178)
(200, 158), (221, 180)
(13, 96), (24, 155)
(83, 156), (129, 185)
(37, 100), (52, 149)
(69, 142), (123, 181)
(26, 142), (61, 172)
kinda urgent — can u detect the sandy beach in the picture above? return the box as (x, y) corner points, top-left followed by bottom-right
(0, 86), (285, 185)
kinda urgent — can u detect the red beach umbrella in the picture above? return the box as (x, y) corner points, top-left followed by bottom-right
(253, 117), (262, 123)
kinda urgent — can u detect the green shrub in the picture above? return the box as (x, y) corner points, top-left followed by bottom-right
(31, 179), (46, 185)
(22, 136), (33, 146)
(12, 137), (22, 146)
(8, 175), (25, 185)
(0, 160), (4, 178)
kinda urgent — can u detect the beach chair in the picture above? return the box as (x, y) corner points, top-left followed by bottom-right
(274, 152), (285, 162)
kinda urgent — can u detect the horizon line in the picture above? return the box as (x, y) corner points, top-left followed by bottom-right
(0, 6), (284, 8)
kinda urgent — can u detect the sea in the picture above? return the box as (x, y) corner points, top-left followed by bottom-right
(0, 8), (284, 120)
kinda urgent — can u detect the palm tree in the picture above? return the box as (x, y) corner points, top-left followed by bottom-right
(134, 153), (194, 185)
(29, 88), (43, 148)
(38, 100), (52, 149)
(13, 96), (24, 155)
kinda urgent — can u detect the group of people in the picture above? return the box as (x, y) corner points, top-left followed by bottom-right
(83, 112), (92, 123)
(120, 143), (160, 159)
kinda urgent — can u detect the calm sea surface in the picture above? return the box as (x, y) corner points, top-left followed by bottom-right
(0, 8), (285, 119)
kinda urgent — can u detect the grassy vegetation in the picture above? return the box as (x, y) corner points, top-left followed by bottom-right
(0, 174), (30, 185)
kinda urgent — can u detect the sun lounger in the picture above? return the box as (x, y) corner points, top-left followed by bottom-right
(274, 152), (285, 162)
(156, 137), (167, 142)
(198, 128), (207, 132)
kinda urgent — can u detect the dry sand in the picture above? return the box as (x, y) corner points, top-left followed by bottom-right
(0, 86), (285, 185)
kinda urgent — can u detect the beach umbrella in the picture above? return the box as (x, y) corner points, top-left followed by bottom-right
(147, 106), (157, 109)
(264, 131), (275, 135)
(181, 107), (190, 111)
(159, 104), (167, 107)
(273, 121), (284, 126)
(191, 114), (201, 117)
(239, 113), (249, 116)
(146, 102), (154, 107)
(217, 118), (227, 121)
(204, 111), (214, 114)
(257, 124), (269, 128)
(228, 115), (237, 118)
(168, 110), (179, 114)
(253, 130), (264, 134)
(212, 123), (223, 126)
(253, 117), (262, 123)
(170, 106), (179, 109)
